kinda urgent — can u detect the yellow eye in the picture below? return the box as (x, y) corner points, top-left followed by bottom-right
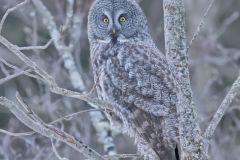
(103, 17), (109, 24)
(119, 16), (126, 22)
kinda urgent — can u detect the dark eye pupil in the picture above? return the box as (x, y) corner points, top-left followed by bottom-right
(103, 17), (109, 23)
(120, 16), (126, 22)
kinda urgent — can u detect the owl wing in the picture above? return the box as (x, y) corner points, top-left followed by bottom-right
(107, 43), (179, 118)
(105, 43), (179, 158)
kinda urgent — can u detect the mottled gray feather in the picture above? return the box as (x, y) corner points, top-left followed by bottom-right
(88, 0), (179, 159)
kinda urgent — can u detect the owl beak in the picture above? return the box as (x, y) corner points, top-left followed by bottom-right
(111, 27), (118, 43)
(112, 28), (116, 35)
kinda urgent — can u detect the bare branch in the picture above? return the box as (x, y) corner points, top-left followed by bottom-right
(31, 0), (85, 91)
(51, 109), (103, 124)
(163, 1), (204, 159)
(0, 96), (105, 160)
(0, 36), (55, 81)
(51, 139), (69, 160)
(0, 56), (44, 81)
(18, 39), (53, 51)
(0, 109), (104, 138)
(0, 61), (10, 76)
(187, 0), (216, 52)
(0, 55), (23, 71)
(103, 154), (142, 159)
(0, 129), (34, 137)
(214, 12), (240, 39)
(204, 74), (240, 142)
(0, 69), (31, 85)
(0, 0), (29, 34)
(61, 0), (74, 33)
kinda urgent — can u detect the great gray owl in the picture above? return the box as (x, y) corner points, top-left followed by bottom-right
(88, 0), (180, 159)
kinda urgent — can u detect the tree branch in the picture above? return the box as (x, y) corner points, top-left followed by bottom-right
(0, 0), (29, 34)
(18, 39), (53, 51)
(51, 139), (69, 160)
(163, 0), (204, 159)
(0, 95), (105, 160)
(31, 0), (85, 91)
(204, 74), (240, 144)
(0, 69), (31, 85)
(0, 34), (112, 115)
(187, 0), (216, 52)
(0, 129), (34, 137)
(0, 109), (103, 138)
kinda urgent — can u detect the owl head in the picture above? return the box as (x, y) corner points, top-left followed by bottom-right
(88, 0), (150, 44)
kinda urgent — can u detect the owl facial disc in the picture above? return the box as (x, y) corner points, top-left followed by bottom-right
(88, 0), (147, 44)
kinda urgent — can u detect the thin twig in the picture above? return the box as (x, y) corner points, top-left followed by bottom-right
(0, 56), (24, 71)
(0, 56), (44, 81)
(214, 12), (240, 39)
(187, 0), (216, 52)
(0, 129), (34, 137)
(0, 61), (10, 76)
(51, 139), (69, 160)
(16, 92), (46, 124)
(103, 154), (141, 159)
(61, 0), (74, 33)
(18, 39), (53, 51)
(51, 109), (103, 124)
(0, 0), (29, 34)
(0, 69), (31, 85)
(0, 109), (104, 138)
(204, 74), (240, 143)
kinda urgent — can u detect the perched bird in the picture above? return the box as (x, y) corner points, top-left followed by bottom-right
(88, 0), (180, 159)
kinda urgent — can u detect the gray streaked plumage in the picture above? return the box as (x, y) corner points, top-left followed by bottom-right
(88, 0), (179, 159)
